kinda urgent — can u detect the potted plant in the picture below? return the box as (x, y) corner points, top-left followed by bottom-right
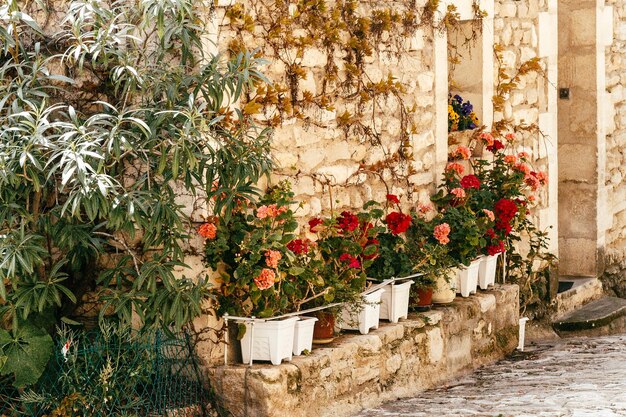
(431, 161), (492, 297)
(300, 203), (384, 335)
(204, 182), (308, 364)
(407, 204), (457, 304)
(470, 132), (548, 289)
(448, 93), (481, 155)
(366, 194), (415, 323)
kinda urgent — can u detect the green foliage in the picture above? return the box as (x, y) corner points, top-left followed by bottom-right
(0, 0), (272, 390)
(204, 182), (302, 318)
(0, 0), (274, 384)
(366, 232), (413, 280)
(1, 325), (213, 416)
(0, 322), (53, 388)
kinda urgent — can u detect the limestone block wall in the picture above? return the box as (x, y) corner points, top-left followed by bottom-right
(207, 0), (440, 217)
(604, 0), (626, 296)
(208, 285), (520, 417)
(494, 0), (559, 253)
(185, 0), (558, 366)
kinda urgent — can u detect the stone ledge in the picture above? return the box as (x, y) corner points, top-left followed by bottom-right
(208, 284), (520, 417)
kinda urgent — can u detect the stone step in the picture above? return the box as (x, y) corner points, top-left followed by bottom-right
(552, 277), (604, 320)
(553, 296), (626, 336)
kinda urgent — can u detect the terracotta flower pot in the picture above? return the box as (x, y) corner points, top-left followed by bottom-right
(412, 287), (433, 311)
(312, 311), (335, 344)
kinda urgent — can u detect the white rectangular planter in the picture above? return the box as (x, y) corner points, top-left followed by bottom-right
(339, 288), (386, 335)
(239, 317), (299, 365)
(478, 253), (500, 290)
(292, 316), (318, 356)
(456, 258), (481, 297)
(379, 280), (413, 323)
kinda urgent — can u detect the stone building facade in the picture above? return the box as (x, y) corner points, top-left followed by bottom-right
(170, 0), (626, 366)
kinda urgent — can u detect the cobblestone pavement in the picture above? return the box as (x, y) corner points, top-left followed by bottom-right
(358, 334), (626, 417)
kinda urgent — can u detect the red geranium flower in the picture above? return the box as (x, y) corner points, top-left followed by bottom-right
(495, 220), (513, 235)
(494, 198), (518, 223)
(309, 218), (323, 232)
(339, 253), (361, 268)
(460, 174), (481, 190)
(338, 211), (359, 232)
(486, 139), (505, 153)
(287, 239), (310, 255)
(386, 211), (412, 235)
(486, 241), (506, 256)
(386, 194), (400, 204)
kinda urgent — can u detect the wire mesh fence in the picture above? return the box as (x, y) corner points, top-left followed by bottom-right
(0, 326), (215, 417)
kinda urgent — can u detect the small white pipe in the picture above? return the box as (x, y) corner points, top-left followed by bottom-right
(518, 317), (529, 351)
(502, 250), (507, 284)
(223, 314), (229, 366)
(249, 317), (255, 366)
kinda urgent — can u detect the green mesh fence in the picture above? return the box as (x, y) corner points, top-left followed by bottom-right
(0, 327), (214, 416)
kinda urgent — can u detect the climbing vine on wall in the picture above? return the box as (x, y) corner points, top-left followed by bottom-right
(222, 0), (484, 185)
(490, 45), (557, 318)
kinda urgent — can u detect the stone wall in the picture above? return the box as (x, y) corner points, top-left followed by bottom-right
(493, 0), (558, 253)
(208, 284), (520, 417)
(183, 0), (558, 367)
(207, 0), (440, 218)
(604, 0), (626, 296)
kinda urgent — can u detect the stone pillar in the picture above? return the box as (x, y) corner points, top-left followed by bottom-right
(557, 0), (613, 277)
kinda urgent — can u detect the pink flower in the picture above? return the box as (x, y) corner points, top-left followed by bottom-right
(256, 204), (286, 219)
(265, 250), (282, 269)
(505, 133), (516, 142)
(524, 173), (540, 190)
(518, 151), (530, 160)
(482, 209), (495, 222)
(479, 132), (494, 146)
(445, 162), (465, 176)
(450, 188), (466, 199)
(536, 171), (548, 185)
(453, 145), (472, 160)
(503, 155), (517, 165)
(433, 223), (451, 245)
(514, 163), (531, 175)
(254, 268), (276, 290)
(418, 203), (433, 214)
(256, 205), (271, 219)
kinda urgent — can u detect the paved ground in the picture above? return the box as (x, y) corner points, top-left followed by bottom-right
(358, 334), (626, 417)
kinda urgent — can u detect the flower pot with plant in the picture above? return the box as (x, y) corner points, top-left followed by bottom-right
(411, 274), (436, 311)
(431, 158), (494, 297)
(204, 182), (310, 365)
(406, 203), (458, 305)
(295, 203), (384, 336)
(366, 194), (415, 322)
(339, 287), (386, 334)
(448, 93), (482, 156)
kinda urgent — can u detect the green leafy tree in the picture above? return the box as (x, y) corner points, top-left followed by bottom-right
(0, 0), (273, 384)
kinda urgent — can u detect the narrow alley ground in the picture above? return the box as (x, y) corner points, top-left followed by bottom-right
(358, 334), (626, 417)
